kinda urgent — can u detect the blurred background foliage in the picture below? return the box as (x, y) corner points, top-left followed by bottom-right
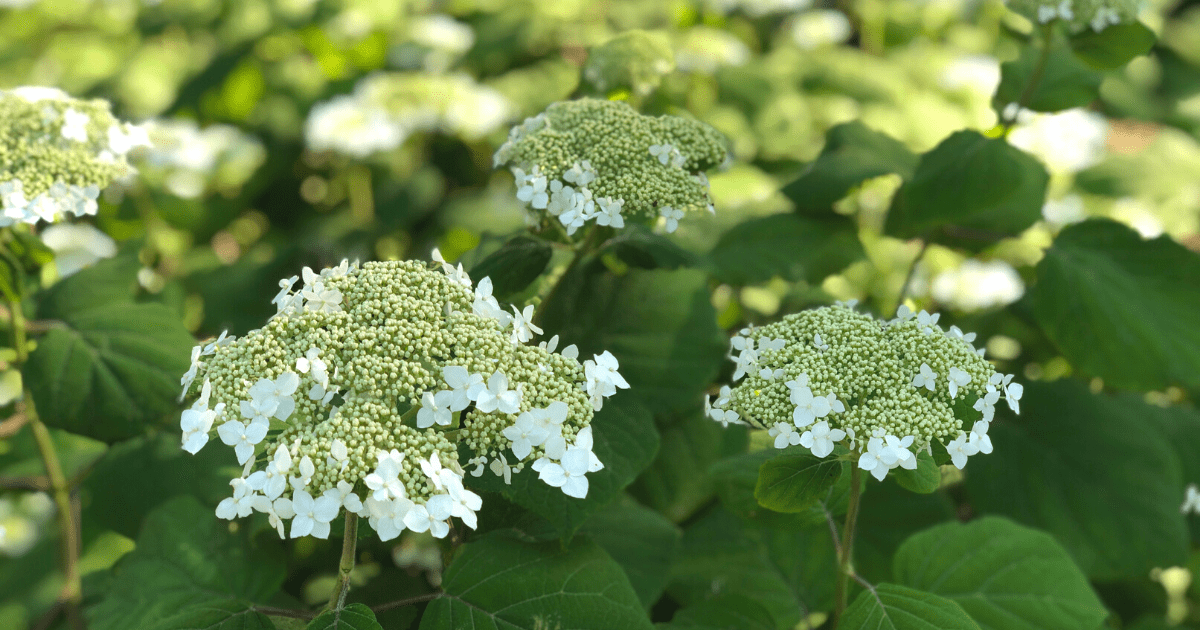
(1, 0), (1200, 628)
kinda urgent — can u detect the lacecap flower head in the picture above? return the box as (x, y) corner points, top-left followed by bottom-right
(1005, 0), (1142, 32)
(0, 87), (149, 227)
(583, 31), (676, 98)
(708, 302), (1022, 481)
(179, 257), (626, 541)
(493, 98), (726, 236)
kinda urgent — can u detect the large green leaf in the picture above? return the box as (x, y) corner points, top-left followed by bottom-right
(468, 236), (553, 300)
(1032, 219), (1200, 391)
(469, 396), (658, 537)
(710, 446), (855, 529)
(1144, 403), (1200, 540)
(419, 531), (652, 630)
(25, 302), (195, 442)
(893, 517), (1107, 630)
(307, 604), (383, 630)
(37, 250), (143, 317)
(885, 130), (1048, 247)
(707, 213), (864, 285)
(580, 495), (681, 608)
(754, 450), (842, 514)
(88, 496), (286, 630)
(782, 121), (917, 214)
(840, 584), (980, 630)
(854, 478), (955, 583)
(891, 450), (940, 494)
(1069, 22), (1156, 70)
(659, 595), (776, 630)
(0, 425), (106, 480)
(965, 380), (1188, 580)
(540, 264), (725, 414)
(995, 30), (1103, 113)
(601, 227), (699, 270)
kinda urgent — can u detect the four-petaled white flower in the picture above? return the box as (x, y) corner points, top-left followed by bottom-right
(516, 166), (549, 209)
(660, 206), (684, 233)
(272, 275), (299, 313)
(295, 348), (328, 387)
(290, 489), (340, 538)
(1182, 484), (1200, 515)
(563, 160), (596, 186)
(1004, 381), (1023, 414)
(510, 304), (543, 344)
(947, 367), (972, 399)
(180, 345), (203, 398)
(946, 325), (976, 344)
(917, 310), (940, 334)
(538, 445), (591, 498)
(758, 367), (784, 381)
(253, 495), (296, 539)
(710, 408), (741, 428)
(290, 455), (316, 490)
(946, 432), (980, 469)
(364, 449), (407, 501)
(216, 478), (257, 520)
(857, 437), (892, 481)
(473, 277), (512, 326)
(416, 390), (455, 428)
(791, 385), (832, 428)
(301, 280), (343, 313)
(911, 363), (937, 391)
(181, 381), (223, 454)
(443, 473), (483, 529)
(248, 372), (300, 420)
(218, 416), (269, 464)
(974, 385), (1001, 422)
(648, 143), (675, 165)
(800, 421), (846, 458)
(490, 454), (513, 484)
(546, 180), (577, 217)
(583, 351), (629, 410)
(323, 480), (364, 513)
(404, 496), (454, 538)
(896, 304), (915, 321)
(442, 366), (485, 412)
(475, 371), (522, 414)
(503, 411), (551, 460)
(247, 445), (293, 500)
(882, 435), (917, 471)
(968, 420), (993, 455)
(813, 333), (829, 351)
(769, 422), (802, 449)
(61, 108), (90, 142)
(595, 197), (625, 228)
(559, 191), (595, 235)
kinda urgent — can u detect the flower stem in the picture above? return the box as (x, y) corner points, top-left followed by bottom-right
(530, 226), (606, 328)
(328, 512), (359, 611)
(893, 240), (929, 316)
(832, 463), (863, 628)
(1001, 22), (1056, 133)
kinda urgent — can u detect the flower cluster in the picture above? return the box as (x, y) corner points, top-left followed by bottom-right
(583, 31), (675, 98)
(492, 98), (726, 235)
(1005, 0), (1140, 32)
(306, 73), (512, 159)
(135, 119), (266, 199)
(708, 302), (1022, 481)
(0, 87), (148, 227)
(179, 258), (626, 541)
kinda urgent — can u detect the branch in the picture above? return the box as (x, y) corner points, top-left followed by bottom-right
(371, 592), (442, 614)
(252, 606), (317, 620)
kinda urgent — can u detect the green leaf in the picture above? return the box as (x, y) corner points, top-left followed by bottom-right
(470, 396), (658, 537)
(708, 213), (865, 285)
(1069, 22), (1156, 70)
(893, 517), (1107, 630)
(0, 426), (107, 480)
(467, 236), (552, 299)
(884, 131), (1048, 246)
(540, 264), (725, 414)
(8, 229), (56, 269)
(579, 495), (681, 608)
(307, 604), (383, 630)
(601, 226), (699, 270)
(840, 584), (981, 630)
(659, 595), (776, 630)
(710, 445), (857, 529)
(25, 302), (195, 442)
(0, 252), (19, 300)
(88, 496), (286, 630)
(37, 250), (143, 317)
(419, 531), (652, 630)
(782, 121), (917, 214)
(754, 450), (842, 513)
(892, 450), (940, 494)
(1143, 403), (1200, 540)
(965, 380), (1188, 580)
(995, 30), (1103, 113)
(1032, 219), (1200, 391)
(855, 478), (955, 583)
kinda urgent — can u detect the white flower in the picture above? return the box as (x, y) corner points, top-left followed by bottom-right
(475, 371), (522, 414)
(490, 454), (513, 484)
(827, 393), (845, 414)
(946, 432), (979, 469)
(180, 346), (203, 399)
(916, 310), (941, 334)
(713, 385), (733, 409)
(420, 452), (449, 491)
(968, 420), (993, 455)
(443, 366), (486, 411)
(365, 495), (413, 542)
(883, 435), (917, 470)
(559, 191), (595, 235)
(731, 347), (758, 382)
(252, 495), (296, 539)
(758, 367), (784, 382)
(660, 206), (684, 233)
(563, 160), (596, 186)
(538, 446), (591, 498)
(442, 473), (483, 529)
(648, 143), (675, 165)
(301, 282), (343, 313)
(510, 305), (543, 344)
(911, 363), (937, 392)
(404, 496), (454, 538)
(248, 372), (300, 420)
(813, 333), (829, 351)
(272, 275), (300, 313)
(546, 180), (577, 217)
(710, 408), (741, 428)
(895, 304), (915, 322)
(289, 455), (316, 490)
(61, 108), (89, 142)
(295, 348), (328, 387)
(473, 277), (512, 326)
(516, 166), (549, 209)
(947, 367), (972, 399)
(573, 426), (604, 473)
(247, 445), (293, 500)
(857, 437), (892, 481)
(364, 449), (407, 501)
(416, 390), (455, 428)
(595, 197), (625, 228)
(107, 123), (151, 155)
(218, 417), (269, 464)
(800, 421), (846, 458)
(946, 326), (977, 344)
(974, 386), (1001, 422)
(289, 489), (340, 539)
(181, 381), (222, 454)
(502, 411), (551, 460)
(216, 478), (258, 519)
(769, 422), (802, 449)
(1182, 485), (1200, 515)
(583, 351), (629, 410)
(1004, 381), (1023, 414)
(324, 480), (364, 514)
(791, 386), (832, 428)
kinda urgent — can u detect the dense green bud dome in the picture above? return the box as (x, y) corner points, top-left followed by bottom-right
(493, 98), (727, 235)
(1005, 0), (1142, 32)
(583, 31), (675, 98)
(180, 258), (626, 540)
(0, 87), (148, 226)
(710, 303), (1023, 480)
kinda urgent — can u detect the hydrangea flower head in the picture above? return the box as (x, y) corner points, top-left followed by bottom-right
(710, 303), (1022, 481)
(583, 30), (675, 98)
(493, 98), (726, 235)
(0, 87), (148, 226)
(180, 259), (624, 541)
(1005, 0), (1140, 32)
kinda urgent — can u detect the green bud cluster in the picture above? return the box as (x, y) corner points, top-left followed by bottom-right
(583, 31), (675, 98)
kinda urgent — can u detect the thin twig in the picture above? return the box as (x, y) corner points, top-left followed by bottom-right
(328, 512), (359, 611)
(832, 463), (863, 629)
(1001, 22), (1056, 133)
(252, 606), (317, 620)
(371, 592), (442, 614)
(0, 475), (50, 490)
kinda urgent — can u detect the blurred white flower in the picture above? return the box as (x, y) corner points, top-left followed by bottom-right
(940, 55), (1001, 98)
(40, 223), (117, 278)
(791, 10), (852, 50)
(931, 260), (1025, 311)
(1009, 108), (1108, 174)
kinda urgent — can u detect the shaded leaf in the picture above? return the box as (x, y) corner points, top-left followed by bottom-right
(841, 584), (980, 630)
(995, 31), (1103, 113)
(891, 450), (940, 494)
(0, 426), (106, 480)
(782, 121), (917, 214)
(658, 595), (776, 630)
(307, 604), (383, 630)
(468, 236), (553, 299)
(1069, 22), (1156, 70)
(580, 495), (681, 608)
(602, 226), (699, 270)
(708, 213), (864, 285)
(754, 450), (842, 513)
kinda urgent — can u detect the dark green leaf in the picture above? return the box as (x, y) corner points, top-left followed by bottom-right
(891, 450), (940, 494)
(0, 251), (18, 300)
(1144, 403), (1200, 540)
(25, 302), (195, 442)
(540, 264), (725, 414)
(885, 131), (1048, 246)
(708, 213), (864, 285)
(1069, 22), (1156, 70)
(580, 495), (681, 608)
(307, 604), (383, 630)
(37, 251), (143, 317)
(840, 584), (980, 630)
(995, 31), (1103, 112)
(0, 425), (106, 480)
(893, 517), (1107, 630)
(467, 236), (552, 299)
(965, 380), (1188, 580)
(1032, 219), (1200, 391)
(419, 531), (652, 630)
(470, 396), (658, 537)
(8, 229), (56, 269)
(602, 226), (699, 270)
(88, 496), (286, 630)
(754, 450), (842, 513)
(658, 595), (776, 630)
(782, 121), (917, 214)
(855, 478), (955, 583)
